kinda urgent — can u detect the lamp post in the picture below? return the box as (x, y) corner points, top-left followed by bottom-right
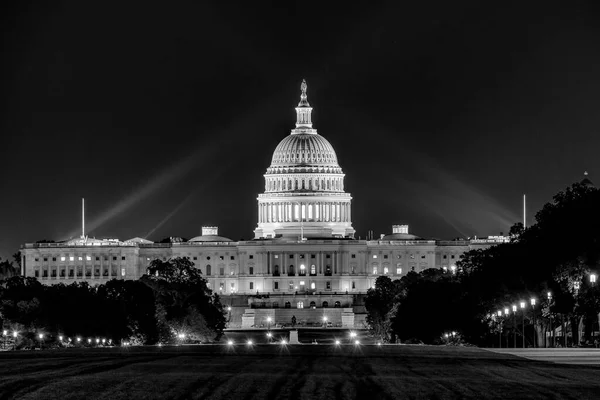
(512, 305), (517, 348)
(497, 310), (503, 348)
(591, 273), (599, 342)
(323, 316), (328, 329)
(520, 301), (526, 348)
(530, 298), (536, 348)
(267, 316), (272, 331)
(504, 308), (510, 348)
(12, 331), (17, 351)
(38, 333), (44, 350)
(2, 330), (6, 350)
(547, 291), (553, 348)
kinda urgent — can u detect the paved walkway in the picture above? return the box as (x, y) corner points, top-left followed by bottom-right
(485, 348), (600, 365)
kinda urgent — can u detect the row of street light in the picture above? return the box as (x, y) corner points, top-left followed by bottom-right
(226, 331), (366, 346)
(2, 330), (113, 350)
(494, 272), (599, 348)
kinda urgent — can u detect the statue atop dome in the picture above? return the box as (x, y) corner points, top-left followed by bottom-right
(298, 79), (310, 107)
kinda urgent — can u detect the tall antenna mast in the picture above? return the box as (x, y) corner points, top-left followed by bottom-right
(81, 198), (85, 239)
(523, 194), (526, 229)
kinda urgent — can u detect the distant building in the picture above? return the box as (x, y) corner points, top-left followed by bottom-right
(20, 81), (508, 327)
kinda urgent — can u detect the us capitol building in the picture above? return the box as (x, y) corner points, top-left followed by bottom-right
(20, 81), (507, 328)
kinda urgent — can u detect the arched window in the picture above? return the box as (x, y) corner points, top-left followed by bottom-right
(288, 265), (294, 276)
(299, 264), (306, 276)
(325, 265), (332, 276)
(334, 301), (341, 308)
(285, 301), (291, 308)
(384, 267), (389, 274)
(322, 301), (329, 308)
(273, 265), (279, 276)
(310, 282), (315, 289)
(310, 265), (316, 275)
(206, 265), (212, 275)
(297, 301), (304, 309)
(310, 301), (316, 309)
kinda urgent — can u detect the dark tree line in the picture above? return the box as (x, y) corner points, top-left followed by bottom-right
(0, 257), (226, 347)
(366, 180), (600, 346)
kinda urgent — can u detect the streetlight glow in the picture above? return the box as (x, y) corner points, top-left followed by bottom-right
(547, 291), (552, 300)
(335, 340), (340, 345)
(354, 340), (360, 345)
(281, 339), (287, 345)
(13, 331), (17, 338)
(519, 301), (526, 309)
(504, 308), (509, 315)
(512, 305), (517, 312)
(530, 298), (536, 306)
(227, 340), (233, 345)
(497, 310), (502, 317)
(59, 336), (63, 341)
(247, 340), (253, 345)
(350, 331), (357, 338)
(591, 274), (597, 284)
(38, 333), (43, 339)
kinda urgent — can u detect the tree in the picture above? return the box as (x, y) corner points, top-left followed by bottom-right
(141, 257), (226, 343)
(0, 258), (18, 281)
(365, 276), (401, 342)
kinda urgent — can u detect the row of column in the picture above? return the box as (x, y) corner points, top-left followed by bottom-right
(267, 251), (340, 275)
(258, 202), (351, 223)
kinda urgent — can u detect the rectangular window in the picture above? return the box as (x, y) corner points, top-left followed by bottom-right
(77, 266), (83, 277)
(352, 281), (355, 289)
(230, 256), (235, 260)
(299, 255), (304, 259)
(121, 268), (126, 277)
(51, 269), (56, 278)
(220, 256), (224, 260)
(384, 255), (388, 259)
(78, 256), (83, 261)
(61, 256), (66, 262)
(34, 270), (39, 277)
(230, 282), (235, 291)
(60, 269), (65, 277)
(289, 281), (294, 290)
(96, 256), (100, 261)
(193, 257), (197, 260)
(274, 281), (279, 290)
(113, 257), (117, 261)
(443, 255), (447, 259)
(95, 268), (100, 276)
(274, 255), (278, 259)
(326, 254), (331, 259)
(421, 255), (426, 259)
(43, 258), (47, 262)
(397, 255), (401, 259)
(35, 258), (39, 262)
(373, 267), (378, 274)
(219, 267), (224, 276)
(86, 256), (91, 261)
(69, 256), (74, 261)
(373, 255), (378, 259)
(289, 254), (294, 259)
(220, 282), (224, 291)
(249, 267), (254, 275)
(42, 270), (48, 277)
(121, 256), (125, 261)
(249, 255), (254, 259)
(311, 254), (315, 259)
(52, 257), (56, 262)
(69, 269), (74, 277)
(351, 254), (356, 259)
(451, 255), (455, 259)
(397, 267), (402, 275)
(326, 281), (331, 290)
(249, 282), (254, 290)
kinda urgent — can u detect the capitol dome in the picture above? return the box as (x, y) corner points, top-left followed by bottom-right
(254, 80), (355, 240)
(270, 133), (339, 168)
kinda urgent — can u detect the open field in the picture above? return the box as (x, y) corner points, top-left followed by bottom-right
(1, 344), (600, 400)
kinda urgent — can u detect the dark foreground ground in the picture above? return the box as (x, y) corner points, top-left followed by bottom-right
(1, 344), (600, 400)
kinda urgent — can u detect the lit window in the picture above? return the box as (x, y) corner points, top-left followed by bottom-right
(373, 255), (377, 259)
(61, 256), (66, 261)
(121, 268), (126, 276)
(274, 255), (279, 259)
(311, 282), (315, 289)
(219, 282), (224, 291)
(297, 301), (304, 309)
(86, 256), (91, 261)
(384, 267), (389, 274)
(78, 257), (83, 261)
(410, 255), (415, 259)
(397, 267), (402, 275)
(310, 265), (316, 275)
(289, 281), (294, 290)
(69, 256), (74, 261)
(230, 282), (235, 291)
(299, 255), (304, 259)
(300, 281), (305, 286)
(373, 267), (378, 274)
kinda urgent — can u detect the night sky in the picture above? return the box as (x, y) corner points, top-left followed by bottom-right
(2, 1), (600, 260)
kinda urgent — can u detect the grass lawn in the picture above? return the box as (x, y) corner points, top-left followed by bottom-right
(0, 344), (599, 400)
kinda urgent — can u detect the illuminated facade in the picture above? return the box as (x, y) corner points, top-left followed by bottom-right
(20, 81), (507, 327)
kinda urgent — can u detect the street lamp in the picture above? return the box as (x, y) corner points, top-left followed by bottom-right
(497, 310), (503, 348)
(267, 316), (272, 331)
(2, 330), (6, 350)
(512, 305), (517, 348)
(519, 301), (526, 348)
(591, 274), (599, 342)
(530, 297), (537, 348)
(12, 331), (17, 351)
(547, 292), (553, 348)
(323, 316), (328, 328)
(38, 333), (44, 350)
(504, 308), (510, 348)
